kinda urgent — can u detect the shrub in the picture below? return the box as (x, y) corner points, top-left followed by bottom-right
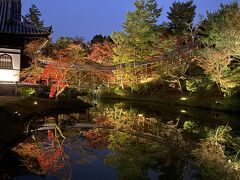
(114, 87), (127, 96)
(17, 87), (36, 97)
(186, 76), (213, 93)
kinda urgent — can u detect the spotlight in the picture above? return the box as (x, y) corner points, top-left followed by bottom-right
(180, 110), (187, 113)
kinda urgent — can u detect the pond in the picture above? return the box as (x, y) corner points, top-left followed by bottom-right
(0, 100), (240, 179)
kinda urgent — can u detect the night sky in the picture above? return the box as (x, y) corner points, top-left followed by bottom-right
(22, 0), (234, 42)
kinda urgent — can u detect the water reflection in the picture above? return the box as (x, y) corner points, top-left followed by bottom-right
(3, 102), (240, 179)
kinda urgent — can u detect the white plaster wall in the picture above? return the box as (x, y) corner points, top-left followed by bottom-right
(0, 69), (19, 82)
(0, 48), (21, 82)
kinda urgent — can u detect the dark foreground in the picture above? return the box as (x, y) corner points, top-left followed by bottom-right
(0, 99), (240, 179)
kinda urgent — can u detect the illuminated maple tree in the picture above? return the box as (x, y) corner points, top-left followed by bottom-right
(87, 41), (114, 65)
(41, 43), (87, 98)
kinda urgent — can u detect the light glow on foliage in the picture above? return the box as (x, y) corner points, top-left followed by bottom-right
(180, 109), (187, 113)
(140, 77), (154, 83)
(180, 97), (187, 101)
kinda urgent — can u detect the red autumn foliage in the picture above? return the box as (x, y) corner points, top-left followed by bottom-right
(40, 43), (86, 98)
(12, 131), (65, 176)
(41, 62), (69, 98)
(87, 41), (114, 65)
(37, 145), (64, 174)
(48, 129), (55, 141)
(82, 117), (112, 148)
(82, 130), (110, 149)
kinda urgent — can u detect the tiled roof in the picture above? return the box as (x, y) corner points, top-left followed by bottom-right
(0, 0), (51, 36)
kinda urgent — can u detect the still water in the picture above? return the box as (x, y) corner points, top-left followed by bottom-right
(0, 101), (240, 179)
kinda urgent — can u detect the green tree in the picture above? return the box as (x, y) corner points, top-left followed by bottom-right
(23, 4), (44, 27)
(111, 0), (165, 64)
(54, 36), (86, 51)
(167, 0), (196, 35)
(197, 2), (240, 96)
(200, 1), (240, 51)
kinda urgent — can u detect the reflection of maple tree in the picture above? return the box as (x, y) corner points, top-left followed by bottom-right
(37, 144), (64, 175)
(82, 117), (112, 148)
(12, 130), (66, 176)
(94, 117), (113, 127)
(82, 130), (109, 149)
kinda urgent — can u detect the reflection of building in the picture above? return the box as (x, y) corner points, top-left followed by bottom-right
(0, 0), (51, 95)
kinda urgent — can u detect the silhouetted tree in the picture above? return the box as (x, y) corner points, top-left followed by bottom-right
(22, 4), (44, 27)
(90, 34), (113, 44)
(91, 34), (105, 44)
(167, 0), (196, 35)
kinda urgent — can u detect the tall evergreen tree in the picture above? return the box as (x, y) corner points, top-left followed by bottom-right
(167, 0), (196, 35)
(111, 0), (164, 64)
(23, 4), (44, 28)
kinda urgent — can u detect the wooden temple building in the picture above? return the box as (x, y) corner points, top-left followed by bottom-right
(0, 0), (51, 95)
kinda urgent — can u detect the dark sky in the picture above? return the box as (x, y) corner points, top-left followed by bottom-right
(22, 0), (234, 42)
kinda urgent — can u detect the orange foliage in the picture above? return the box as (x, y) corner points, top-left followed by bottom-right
(87, 41), (114, 65)
(82, 117), (112, 148)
